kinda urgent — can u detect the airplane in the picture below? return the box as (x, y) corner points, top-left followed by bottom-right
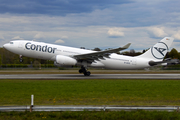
(3, 37), (174, 76)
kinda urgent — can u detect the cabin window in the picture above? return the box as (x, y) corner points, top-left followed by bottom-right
(10, 42), (13, 44)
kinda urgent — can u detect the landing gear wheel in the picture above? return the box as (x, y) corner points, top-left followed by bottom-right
(84, 71), (91, 76)
(79, 69), (83, 73)
(87, 71), (91, 76)
(79, 66), (91, 76)
(20, 58), (23, 63)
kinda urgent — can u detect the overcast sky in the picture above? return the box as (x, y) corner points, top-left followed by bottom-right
(0, 0), (180, 51)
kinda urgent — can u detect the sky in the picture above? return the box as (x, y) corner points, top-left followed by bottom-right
(0, 0), (180, 51)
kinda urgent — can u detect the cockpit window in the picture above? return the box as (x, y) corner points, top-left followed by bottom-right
(10, 42), (13, 44)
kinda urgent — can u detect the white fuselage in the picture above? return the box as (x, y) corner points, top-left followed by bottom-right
(3, 40), (152, 70)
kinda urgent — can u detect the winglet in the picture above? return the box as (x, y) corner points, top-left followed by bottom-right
(122, 43), (131, 49)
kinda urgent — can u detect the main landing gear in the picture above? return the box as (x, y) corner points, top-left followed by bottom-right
(79, 66), (91, 76)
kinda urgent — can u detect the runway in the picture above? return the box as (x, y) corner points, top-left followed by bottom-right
(0, 74), (180, 79)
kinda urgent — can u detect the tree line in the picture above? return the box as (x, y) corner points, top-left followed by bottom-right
(0, 48), (54, 68)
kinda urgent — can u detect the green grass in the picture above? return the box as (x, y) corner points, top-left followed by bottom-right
(0, 111), (180, 120)
(1, 79), (180, 106)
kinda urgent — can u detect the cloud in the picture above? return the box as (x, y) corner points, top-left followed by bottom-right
(0, 35), (4, 40)
(12, 36), (23, 40)
(147, 27), (168, 38)
(55, 39), (65, 44)
(54, 36), (68, 44)
(34, 32), (45, 39)
(0, 0), (180, 51)
(61, 36), (68, 39)
(173, 31), (180, 40)
(0, 0), (132, 16)
(107, 28), (125, 37)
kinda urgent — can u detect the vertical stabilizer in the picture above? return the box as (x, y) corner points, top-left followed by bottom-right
(138, 37), (174, 61)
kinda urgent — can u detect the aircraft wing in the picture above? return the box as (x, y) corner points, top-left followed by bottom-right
(73, 43), (131, 62)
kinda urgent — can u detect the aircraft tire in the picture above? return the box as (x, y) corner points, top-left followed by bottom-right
(20, 59), (23, 63)
(84, 71), (91, 76)
(79, 69), (83, 73)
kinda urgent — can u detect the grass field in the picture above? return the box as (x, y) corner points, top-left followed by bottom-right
(1, 79), (180, 106)
(1, 111), (180, 120)
(1, 79), (180, 119)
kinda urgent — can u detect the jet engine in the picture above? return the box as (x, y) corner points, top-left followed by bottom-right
(55, 55), (77, 66)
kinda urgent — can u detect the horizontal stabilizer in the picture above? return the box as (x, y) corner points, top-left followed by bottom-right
(149, 59), (180, 66)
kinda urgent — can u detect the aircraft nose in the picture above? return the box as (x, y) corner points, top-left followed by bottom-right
(3, 43), (9, 49)
(3, 44), (7, 48)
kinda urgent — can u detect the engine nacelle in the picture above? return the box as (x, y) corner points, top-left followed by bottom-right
(55, 55), (77, 66)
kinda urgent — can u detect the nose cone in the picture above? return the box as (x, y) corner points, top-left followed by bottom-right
(3, 43), (8, 49)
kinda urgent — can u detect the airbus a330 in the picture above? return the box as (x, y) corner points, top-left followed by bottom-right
(3, 37), (174, 76)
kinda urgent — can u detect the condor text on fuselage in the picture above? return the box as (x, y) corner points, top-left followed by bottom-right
(25, 42), (57, 54)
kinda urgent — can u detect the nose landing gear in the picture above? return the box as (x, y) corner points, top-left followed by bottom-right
(19, 55), (23, 62)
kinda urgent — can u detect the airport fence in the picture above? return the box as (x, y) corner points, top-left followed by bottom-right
(0, 105), (180, 112)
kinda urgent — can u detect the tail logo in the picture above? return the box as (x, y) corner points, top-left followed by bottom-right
(151, 42), (168, 59)
(154, 47), (166, 56)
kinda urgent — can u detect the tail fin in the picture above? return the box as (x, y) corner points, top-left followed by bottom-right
(138, 37), (174, 61)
